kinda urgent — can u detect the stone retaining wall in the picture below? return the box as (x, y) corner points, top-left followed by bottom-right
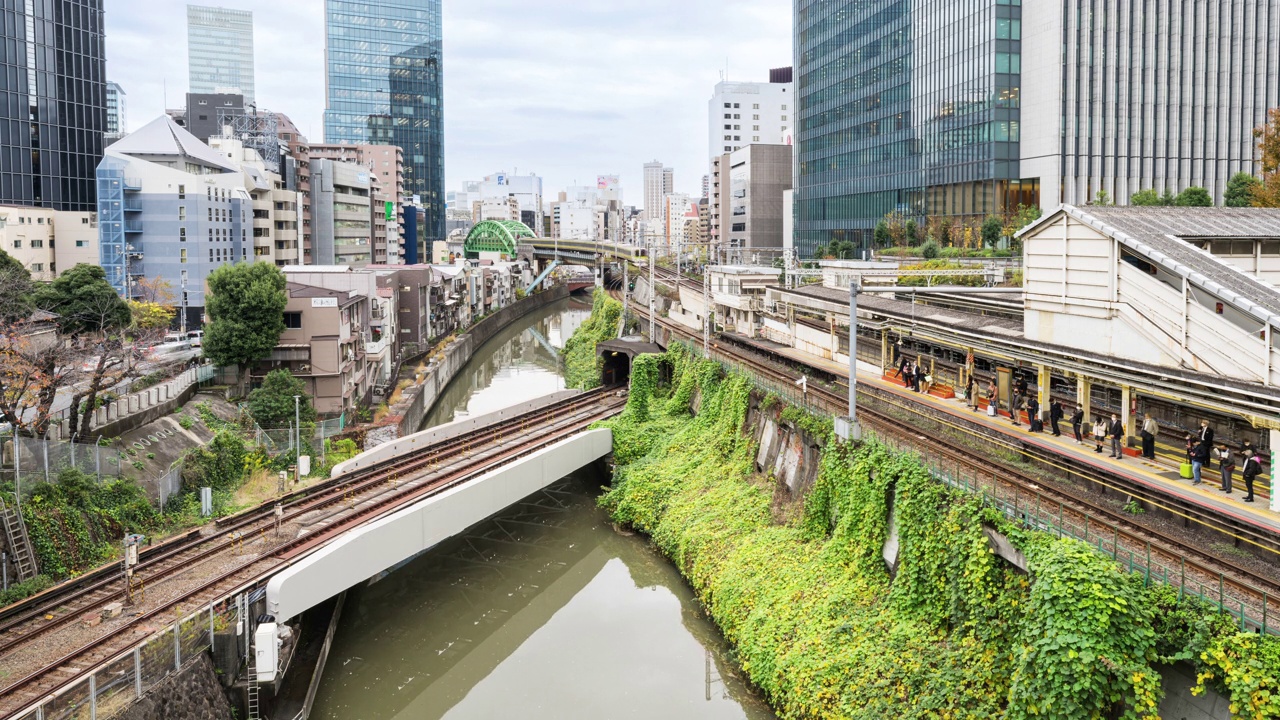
(116, 652), (233, 720)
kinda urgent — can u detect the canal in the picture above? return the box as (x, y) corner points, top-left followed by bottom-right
(310, 297), (775, 720)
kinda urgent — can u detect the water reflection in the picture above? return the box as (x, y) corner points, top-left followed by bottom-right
(420, 297), (592, 428)
(310, 472), (775, 720)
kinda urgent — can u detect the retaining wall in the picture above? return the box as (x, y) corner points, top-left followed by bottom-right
(369, 286), (571, 447)
(115, 652), (233, 720)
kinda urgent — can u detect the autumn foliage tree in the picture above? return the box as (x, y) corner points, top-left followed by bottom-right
(1254, 107), (1280, 208)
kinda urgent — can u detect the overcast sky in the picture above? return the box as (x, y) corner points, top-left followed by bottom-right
(106, 0), (792, 204)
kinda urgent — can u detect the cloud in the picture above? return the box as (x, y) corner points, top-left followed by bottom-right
(106, 0), (791, 208)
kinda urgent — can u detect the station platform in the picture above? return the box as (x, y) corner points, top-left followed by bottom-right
(724, 333), (1280, 534)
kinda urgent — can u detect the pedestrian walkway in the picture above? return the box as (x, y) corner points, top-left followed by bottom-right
(726, 334), (1280, 533)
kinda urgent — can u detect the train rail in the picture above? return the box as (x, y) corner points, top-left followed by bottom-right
(0, 389), (624, 716)
(628, 299), (1280, 634)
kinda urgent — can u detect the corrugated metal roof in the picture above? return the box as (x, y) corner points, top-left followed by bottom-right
(1051, 205), (1280, 321)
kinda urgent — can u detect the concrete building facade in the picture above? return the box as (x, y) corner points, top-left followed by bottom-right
(0, 207), (98, 281)
(643, 161), (674, 229)
(106, 81), (127, 143)
(187, 5), (255, 105)
(708, 68), (793, 158)
(311, 158), (374, 267)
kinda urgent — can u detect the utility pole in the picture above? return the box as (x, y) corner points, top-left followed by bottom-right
(648, 237), (655, 340)
(702, 261), (710, 355)
(293, 395), (301, 485)
(835, 281), (863, 443)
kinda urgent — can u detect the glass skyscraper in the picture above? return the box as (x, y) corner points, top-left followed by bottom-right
(0, 0), (107, 212)
(324, 0), (444, 241)
(794, 0), (1280, 258)
(187, 5), (256, 105)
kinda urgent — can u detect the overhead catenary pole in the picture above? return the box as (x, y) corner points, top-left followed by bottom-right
(836, 280), (863, 442)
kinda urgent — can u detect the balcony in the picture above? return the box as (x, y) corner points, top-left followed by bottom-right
(122, 177), (142, 191)
(124, 220), (143, 233)
(124, 197), (142, 212)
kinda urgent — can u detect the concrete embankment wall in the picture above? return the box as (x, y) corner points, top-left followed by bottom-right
(367, 286), (571, 448)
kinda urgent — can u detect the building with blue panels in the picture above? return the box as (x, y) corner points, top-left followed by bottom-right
(324, 0), (443, 244)
(97, 116), (257, 327)
(793, 0), (1280, 258)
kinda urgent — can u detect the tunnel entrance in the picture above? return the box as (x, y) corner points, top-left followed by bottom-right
(597, 338), (664, 388)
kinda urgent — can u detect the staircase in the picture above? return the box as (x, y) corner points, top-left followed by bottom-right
(0, 497), (38, 583)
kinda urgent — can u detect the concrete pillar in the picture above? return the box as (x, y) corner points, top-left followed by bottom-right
(1121, 385), (1134, 441)
(1271, 429), (1280, 513)
(1078, 376), (1092, 421)
(880, 330), (889, 374)
(1037, 365), (1051, 410)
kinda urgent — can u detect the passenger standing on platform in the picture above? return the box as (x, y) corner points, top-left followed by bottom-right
(897, 354), (910, 381)
(1242, 446), (1261, 502)
(1049, 399), (1064, 436)
(1190, 440), (1210, 485)
(987, 381), (998, 416)
(1140, 414), (1160, 460)
(893, 339), (903, 365)
(1094, 417), (1107, 452)
(915, 362), (928, 393)
(966, 376), (978, 410)
(1216, 444), (1235, 493)
(1011, 386), (1023, 426)
(1198, 420), (1215, 447)
(1108, 413), (1125, 459)
(1027, 396), (1041, 432)
(1071, 406), (1085, 444)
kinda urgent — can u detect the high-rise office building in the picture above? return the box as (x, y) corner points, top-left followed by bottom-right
(324, 0), (444, 243)
(0, 0), (106, 212)
(106, 82), (127, 143)
(708, 69), (793, 159)
(187, 5), (256, 105)
(793, 0), (1280, 257)
(643, 161), (674, 230)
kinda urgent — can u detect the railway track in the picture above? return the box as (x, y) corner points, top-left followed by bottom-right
(629, 299), (1280, 633)
(0, 389), (624, 717)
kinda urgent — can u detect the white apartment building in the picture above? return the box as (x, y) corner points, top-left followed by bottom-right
(708, 68), (793, 159)
(0, 207), (98, 281)
(643, 161), (674, 227)
(478, 172), (543, 231)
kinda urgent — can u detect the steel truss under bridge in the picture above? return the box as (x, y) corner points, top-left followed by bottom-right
(464, 220), (535, 257)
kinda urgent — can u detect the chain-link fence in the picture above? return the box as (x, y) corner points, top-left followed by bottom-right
(13, 597), (246, 720)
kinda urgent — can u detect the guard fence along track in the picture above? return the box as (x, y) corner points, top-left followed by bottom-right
(627, 299), (1280, 635)
(0, 390), (625, 717)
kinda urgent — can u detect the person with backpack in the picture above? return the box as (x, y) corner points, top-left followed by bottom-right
(1070, 406), (1085, 444)
(1215, 444), (1235, 493)
(1241, 446), (1263, 503)
(1049, 399), (1064, 437)
(1027, 396), (1042, 432)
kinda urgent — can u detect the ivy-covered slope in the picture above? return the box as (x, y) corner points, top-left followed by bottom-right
(562, 288), (622, 390)
(600, 347), (1280, 720)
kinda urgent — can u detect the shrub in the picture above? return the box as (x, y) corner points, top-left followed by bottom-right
(920, 240), (941, 259)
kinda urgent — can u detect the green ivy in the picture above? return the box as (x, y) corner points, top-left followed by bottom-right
(562, 289), (622, 390)
(598, 347), (1278, 719)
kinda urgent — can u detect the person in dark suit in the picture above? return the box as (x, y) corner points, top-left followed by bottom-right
(1198, 420), (1214, 447)
(1108, 414), (1125, 459)
(1242, 446), (1262, 502)
(1070, 406), (1085, 444)
(1027, 396), (1041, 432)
(1049, 400), (1064, 437)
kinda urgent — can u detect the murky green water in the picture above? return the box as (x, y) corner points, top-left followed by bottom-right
(311, 298), (775, 720)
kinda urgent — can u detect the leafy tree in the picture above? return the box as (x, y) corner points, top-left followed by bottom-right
(1093, 189), (1113, 205)
(920, 240), (940, 260)
(904, 219), (919, 245)
(873, 219), (890, 248)
(1254, 107), (1280, 207)
(1130, 189), (1162, 206)
(1159, 188), (1177, 206)
(825, 238), (856, 260)
(1224, 172), (1262, 207)
(203, 262), (287, 391)
(981, 215), (1003, 248)
(32, 264), (130, 334)
(937, 217), (954, 246)
(129, 276), (177, 329)
(1175, 186), (1213, 207)
(0, 248), (33, 322)
(248, 369), (317, 429)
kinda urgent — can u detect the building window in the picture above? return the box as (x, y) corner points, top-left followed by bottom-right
(734, 136), (740, 141)
(31, 263), (42, 272)
(781, 115), (788, 121)
(82, 217), (89, 224)
(752, 103), (759, 109)
(180, 227), (187, 241)
(180, 248), (188, 263)
(734, 125), (740, 130)
(208, 208), (213, 221)
(753, 125), (760, 130)
(733, 103), (739, 108)
(753, 136), (760, 141)
(723, 103), (730, 108)
(283, 312), (302, 329)
(781, 105), (787, 111)
(12, 240), (20, 248)
(75, 240), (87, 247)
(207, 187), (212, 200)
(178, 184), (186, 199)
(30, 239), (42, 248)
(724, 113), (731, 119)
(36, 217), (43, 224)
